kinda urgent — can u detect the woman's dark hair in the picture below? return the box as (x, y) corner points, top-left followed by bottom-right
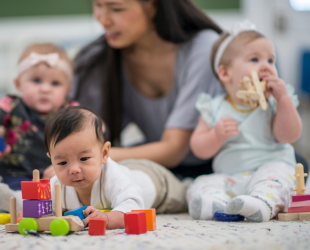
(44, 106), (105, 153)
(79, 0), (222, 145)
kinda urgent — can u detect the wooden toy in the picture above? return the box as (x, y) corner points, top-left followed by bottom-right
(291, 200), (310, 207)
(288, 206), (310, 213)
(278, 163), (310, 221)
(236, 71), (267, 110)
(21, 170), (51, 200)
(88, 217), (106, 236)
(0, 126), (6, 152)
(0, 213), (10, 224)
(124, 211), (147, 235)
(214, 211), (244, 222)
(293, 163), (307, 195)
(64, 206), (87, 222)
(292, 194), (310, 202)
(23, 200), (53, 218)
(132, 209), (156, 231)
(5, 172), (84, 236)
(17, 217), (22, 223)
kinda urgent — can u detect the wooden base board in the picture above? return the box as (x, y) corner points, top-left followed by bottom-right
(278, 212), (310, 221)
(5, 216), (84, 232)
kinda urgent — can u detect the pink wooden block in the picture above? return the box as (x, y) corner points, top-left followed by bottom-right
(291, 200), (310, 207)
(292, 195), (310, 202)
(288, 206), (310, 213)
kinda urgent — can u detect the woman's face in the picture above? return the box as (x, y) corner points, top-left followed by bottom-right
(93, 0), (155, 48)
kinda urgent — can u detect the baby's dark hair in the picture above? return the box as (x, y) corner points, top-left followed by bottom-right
(44, 106), (104, 153)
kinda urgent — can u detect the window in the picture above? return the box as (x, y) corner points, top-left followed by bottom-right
(290, 0), (310, 11)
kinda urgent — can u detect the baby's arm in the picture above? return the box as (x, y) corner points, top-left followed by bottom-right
(84, 207), (124, 229)
(190, 116), (239, 159)
(264, 76), (302, 143)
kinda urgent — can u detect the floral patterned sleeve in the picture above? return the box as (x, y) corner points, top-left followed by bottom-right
(0, 96), (17, 125)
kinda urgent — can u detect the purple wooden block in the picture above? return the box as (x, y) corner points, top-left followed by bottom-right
(23, 200), (53, 218)
(292, 195), (310, 202)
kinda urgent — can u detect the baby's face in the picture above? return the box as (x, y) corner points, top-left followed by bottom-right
(15, 63), (70, 114)
(225, 37), (277, 95)
(49, 126), (105, 193)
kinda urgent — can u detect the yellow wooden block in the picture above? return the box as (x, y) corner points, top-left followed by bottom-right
(101, 210), (111, 213)
(0, 213), (11, 224)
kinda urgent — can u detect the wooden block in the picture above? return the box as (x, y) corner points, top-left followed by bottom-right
(5, 216), (84, 232)
(88, 218), (106, 236)
(132, 209), (156, 231)
(0, 213), (10, 224)
(299, 212), (310, 221)
(278, 212), (300, 221)
(288, 206), (310, 213)
(292, 194), (310, 202)
(251, 71), (267, 110)
(21, 179), (51, 200)
(124, 211), (147, 235)
(291, 200), (310, 207)
(5, 223), (19, 231)
(23, 200), (53, 218)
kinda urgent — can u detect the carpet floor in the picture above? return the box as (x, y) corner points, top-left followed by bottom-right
(1, 213), (310, 250)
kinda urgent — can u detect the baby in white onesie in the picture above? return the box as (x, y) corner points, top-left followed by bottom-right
(44, 106), (187, 229)
(187, 22), (302, 222)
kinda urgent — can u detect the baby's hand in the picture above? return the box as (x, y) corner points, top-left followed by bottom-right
(83, 206), (108, 227)
(215, 117), (239, 143)
(263, 76), (288, 101)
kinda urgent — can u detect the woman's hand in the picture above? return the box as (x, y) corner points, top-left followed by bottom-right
(263, 76), (288, 102)
(214, 117), (239, 143)
(42, 165), (56, 179)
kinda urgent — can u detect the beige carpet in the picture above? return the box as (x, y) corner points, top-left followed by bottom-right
(1, 213), (310, 250)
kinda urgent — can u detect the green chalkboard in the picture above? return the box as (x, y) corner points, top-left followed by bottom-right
(193, 0), (240, 10)
(0, 0), (240, 18)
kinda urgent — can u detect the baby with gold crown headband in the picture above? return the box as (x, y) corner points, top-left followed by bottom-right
(187, 20), (302, 222)
(0, 43), (78, 203)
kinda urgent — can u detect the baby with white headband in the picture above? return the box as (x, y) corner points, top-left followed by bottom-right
(187, 21), (302, 222)
(0, 43), (78, 197)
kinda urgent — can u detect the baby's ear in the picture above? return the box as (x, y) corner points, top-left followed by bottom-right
(102, 141), (111, 164)
(46, 152), (51, 158)
(14, 78), (21, 90)
(217, 65), (231, 85)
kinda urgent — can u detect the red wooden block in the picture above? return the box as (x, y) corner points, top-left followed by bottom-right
(124, 211), (147, 235)
(21, 179), (51, 200)
(291, 200), (310, 207)
(88, 218), (106, 236)
(132, 209), (156, 231)
(292, 195), (310, 202)
(288, 206), (310, 213)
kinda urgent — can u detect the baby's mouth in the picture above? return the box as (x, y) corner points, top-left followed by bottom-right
(73, 179), (84, 183)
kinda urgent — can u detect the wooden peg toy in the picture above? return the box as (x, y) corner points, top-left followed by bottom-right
(5, 183), (84, 236)
(132, 209), (156, 231)
(21, 169), (51, 200)
(293, 163), (307, 195)
(236, 71), (267, 110)
(124, 211), (147, 235)
(278, 163), (310, 221)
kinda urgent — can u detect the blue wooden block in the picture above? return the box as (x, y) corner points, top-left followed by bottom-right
(23, 200), (53, 218)
(64, 206), (88, 227)
(0, 137), (6, 152)
(214, 211), (244, 222)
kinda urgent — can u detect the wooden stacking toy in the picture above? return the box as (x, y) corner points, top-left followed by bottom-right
(5, 170), (84, 236)
(278, 163), (310, 221)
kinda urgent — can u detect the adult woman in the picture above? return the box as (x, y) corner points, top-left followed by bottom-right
(73, 0), (223, 178)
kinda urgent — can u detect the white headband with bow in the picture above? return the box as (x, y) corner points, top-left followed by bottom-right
(17, 52), (72, 81)
(213, 20), (257, 73)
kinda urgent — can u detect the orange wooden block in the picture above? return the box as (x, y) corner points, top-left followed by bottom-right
(17, 217), (23, 223)
(132, 209), (156, 231)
